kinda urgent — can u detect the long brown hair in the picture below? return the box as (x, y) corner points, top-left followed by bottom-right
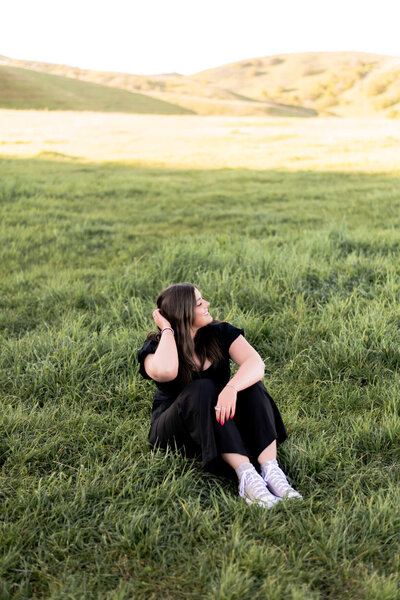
(147, 283), (223, 384)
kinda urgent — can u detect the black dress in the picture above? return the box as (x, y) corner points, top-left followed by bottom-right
(137, 321), (287, 477)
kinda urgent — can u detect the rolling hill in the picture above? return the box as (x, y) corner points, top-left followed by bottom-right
(1, 51), (399, 117)
(192, 51), (400, 118)
(0, 65), (193, 114)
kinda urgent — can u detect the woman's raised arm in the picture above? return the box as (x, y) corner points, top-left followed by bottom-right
(143, 309), (179, 382)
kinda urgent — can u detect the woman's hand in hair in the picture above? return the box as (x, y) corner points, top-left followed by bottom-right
(152, 308), (172, 331)
(215, 386), (237, 425)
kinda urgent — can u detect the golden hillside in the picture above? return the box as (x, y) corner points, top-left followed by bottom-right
(1, 51), (399, 117)
(193, 51), (400, 117)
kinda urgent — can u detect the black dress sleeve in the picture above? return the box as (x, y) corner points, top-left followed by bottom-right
(137, 338), (159, 380)
(216, 322), (245, 356)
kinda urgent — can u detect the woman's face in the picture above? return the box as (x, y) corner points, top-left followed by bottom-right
(192, 288), (213, 331)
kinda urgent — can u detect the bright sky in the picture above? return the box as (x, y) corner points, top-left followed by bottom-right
(2, 0), (400, 75)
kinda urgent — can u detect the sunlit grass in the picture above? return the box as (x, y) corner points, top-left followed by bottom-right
(1, 110), (400, 172)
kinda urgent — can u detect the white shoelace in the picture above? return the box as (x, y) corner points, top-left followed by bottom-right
(239, 468), (279, 506)
(262, 461), (302, 499)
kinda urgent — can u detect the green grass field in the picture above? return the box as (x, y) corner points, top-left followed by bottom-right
(1, 154), (400, 599)
(0, 66), (192, 114)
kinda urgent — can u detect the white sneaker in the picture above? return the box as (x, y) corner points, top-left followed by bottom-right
(262, 459), (303, 499)
(238, 467), (281, 508)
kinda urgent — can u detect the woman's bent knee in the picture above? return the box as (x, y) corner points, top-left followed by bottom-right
(237, 381), (268, 405)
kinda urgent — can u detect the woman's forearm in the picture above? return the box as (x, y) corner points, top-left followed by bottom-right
(227, 356), (265, 392)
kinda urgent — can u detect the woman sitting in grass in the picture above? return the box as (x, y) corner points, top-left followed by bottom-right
(137, 283), (302, 508)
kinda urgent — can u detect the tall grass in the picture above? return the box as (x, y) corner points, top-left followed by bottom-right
(0, 157), (399, 599)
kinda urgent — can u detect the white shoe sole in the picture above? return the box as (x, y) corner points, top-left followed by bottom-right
(243, 495), (281, 509)
(268, 488), (303, 500)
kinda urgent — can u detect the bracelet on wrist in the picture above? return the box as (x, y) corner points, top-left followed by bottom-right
(161, 327), (174, 336)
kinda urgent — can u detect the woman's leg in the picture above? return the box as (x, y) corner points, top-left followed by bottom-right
(233, 381), (287, 460)
(149, 379), (278, 507)
(258, 439), (277, 463)
(220, 453), (250, 469)
(233, 382), (302, 499)
(149, 378), (251, 470)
